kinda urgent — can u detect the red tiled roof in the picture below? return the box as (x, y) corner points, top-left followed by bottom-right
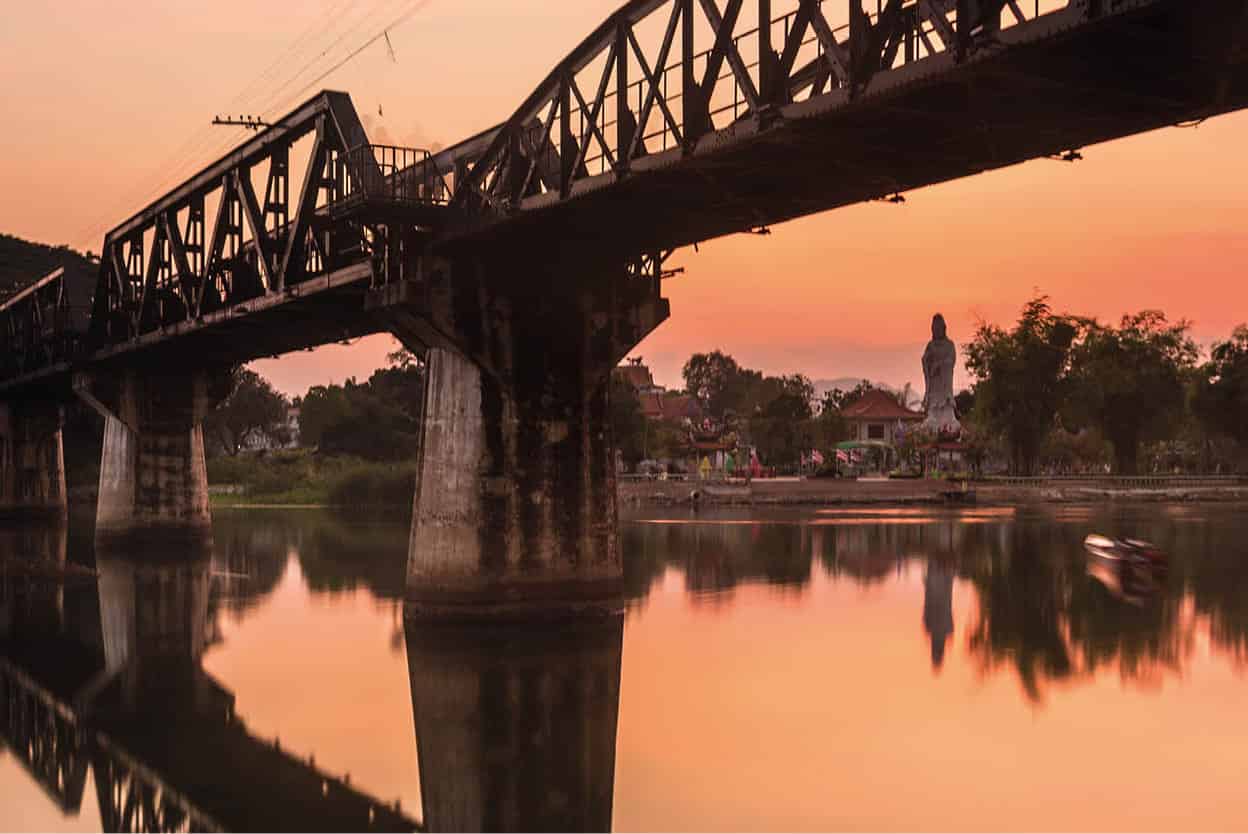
(615, 364), (654, 389)
(841, 389), (924, 421)
(639, 392), (664, 418)
(639, 392), (704, 422)
(662, 394), (702, 420)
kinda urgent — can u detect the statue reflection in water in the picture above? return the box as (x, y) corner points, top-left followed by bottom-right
(923, 561), (955, 670)
(405, 610), (624, 833)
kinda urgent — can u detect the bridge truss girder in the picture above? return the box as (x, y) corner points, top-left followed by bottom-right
(89, 91), (379, 348)
(438, 0), (1045, 219)
(414, 0), (1248, 255)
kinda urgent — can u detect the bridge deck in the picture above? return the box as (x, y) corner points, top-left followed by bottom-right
(448, 0), (1248, 253)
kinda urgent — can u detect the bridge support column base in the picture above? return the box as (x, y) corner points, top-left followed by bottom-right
(0, 402), (67, 519)
(406, 346), (622, 620)
(91, 371), (215, 550)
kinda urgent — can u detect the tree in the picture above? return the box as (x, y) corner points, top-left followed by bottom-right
(954, 388), (976, 421)
(964, 295), (1080, 475)
(299, 383), (354, 449)
(822, 380), (876, 413)
(1192, 325), (1248, 451)
(757, 374), (815, 420)
(297, 355), (426, 460)
(610, 375), (648, 465)
(1067, 311), (1197, 474)
(205, 368), (290, 455)
(682, 351), (762, 416)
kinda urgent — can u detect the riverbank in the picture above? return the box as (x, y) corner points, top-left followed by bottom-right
(619, 477), (1248, 507)
(205, 451), (414, 507)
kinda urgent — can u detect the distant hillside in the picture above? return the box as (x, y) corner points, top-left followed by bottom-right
(0, 233), (96, 301)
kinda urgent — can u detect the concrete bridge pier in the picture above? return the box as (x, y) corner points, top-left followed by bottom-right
(405, 614), (624, 832)
(80, 369), (222, 549)
(389, 255), (669, 618)
(0, 402), (67, 519)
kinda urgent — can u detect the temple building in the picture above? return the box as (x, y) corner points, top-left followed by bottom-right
(841, 389), (924, 443)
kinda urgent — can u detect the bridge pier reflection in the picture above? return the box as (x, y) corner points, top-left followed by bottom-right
(95, 553), (226, 717)
(0, 521), (72, 641)
(405, 611), (623, 832)
(0, 401), (66, 519)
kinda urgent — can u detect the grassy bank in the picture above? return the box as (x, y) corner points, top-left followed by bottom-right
(207, 449), (415, 509)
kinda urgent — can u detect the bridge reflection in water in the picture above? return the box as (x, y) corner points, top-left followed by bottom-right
(0, 535), (422, 832)
(406, 617), (623, 833)
(9, 505), (1246, 830)
(0, 522), (625, 833)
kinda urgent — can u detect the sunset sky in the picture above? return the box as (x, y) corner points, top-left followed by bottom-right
(2, 0), (1246, 396)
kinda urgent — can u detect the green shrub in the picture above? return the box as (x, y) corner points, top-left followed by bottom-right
(326, 463), (417, 508)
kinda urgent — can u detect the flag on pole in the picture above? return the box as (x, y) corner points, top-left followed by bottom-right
(836, 449), (849, 463)
(811, 450), (825, 466)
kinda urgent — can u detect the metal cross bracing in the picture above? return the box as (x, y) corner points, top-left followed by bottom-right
(0, 655), (423, 833)
(413, 0), (1248, 252)
(0, 659), (91, 815)
(0, 267), (93, 389)
(84, 91), (449, 369)
(407, 0), (1077, 223)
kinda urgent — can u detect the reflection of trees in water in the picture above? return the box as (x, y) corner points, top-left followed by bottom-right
(1163, 509), (1248, 664)
(212, 516), (290, 615)
(292, 513), (408, 599)
(961, 523), (1077, 700)
(622, 507), (1248, 699)
(622, 520), (811, 602)
(210, 511), (409, 605)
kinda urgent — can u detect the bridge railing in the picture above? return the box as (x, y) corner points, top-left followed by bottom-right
(982, 474), (1248, 489)
(341, 144), (451, 208)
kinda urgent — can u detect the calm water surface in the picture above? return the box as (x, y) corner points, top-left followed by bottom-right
(2, 503), (1247, 831)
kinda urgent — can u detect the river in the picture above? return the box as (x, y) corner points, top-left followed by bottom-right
(2, 503), (1247, 831)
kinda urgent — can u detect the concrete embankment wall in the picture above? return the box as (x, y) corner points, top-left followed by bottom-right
(619, 478), (1248, 507)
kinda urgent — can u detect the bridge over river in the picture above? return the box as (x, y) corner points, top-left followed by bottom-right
(2, 0), (1247, 615)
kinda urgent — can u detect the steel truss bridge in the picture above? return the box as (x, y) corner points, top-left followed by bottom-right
(1, 0), (1246, 390)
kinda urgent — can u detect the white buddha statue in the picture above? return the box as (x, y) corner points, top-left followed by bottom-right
(921, 313), (960, 435)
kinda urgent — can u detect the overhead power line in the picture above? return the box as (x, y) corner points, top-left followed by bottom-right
(262, 0), (434, 118)
(254, 0), (412, 119)
(72, 0), (435, 252)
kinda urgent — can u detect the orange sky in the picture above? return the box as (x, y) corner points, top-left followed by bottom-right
(2, 1), (1246, 396)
